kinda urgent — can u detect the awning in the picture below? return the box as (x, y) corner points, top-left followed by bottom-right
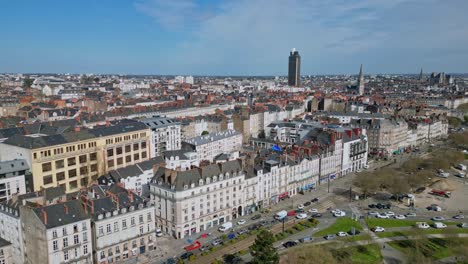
(279, 192), (289, 199)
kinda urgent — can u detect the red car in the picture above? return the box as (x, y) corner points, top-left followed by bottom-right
(184, 241), (202, 251)
(287, 210), (296, 217)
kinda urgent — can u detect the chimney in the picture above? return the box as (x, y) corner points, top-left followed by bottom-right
(106, 119), (110, 127)
(42, 209), (48, 225)
(345, 130), (352, 138)
(330, 132), (336, 145)
(64, 204), (69, 214)
(74, 126), (80, 132)
(129, 192), (134, 203)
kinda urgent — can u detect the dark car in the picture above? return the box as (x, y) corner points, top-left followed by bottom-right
(376, 203), (383, 209)
(283, 241), (298, 248)
(223, 254), (242, 264)
(304, 201), (311, 206)
(248, 224), (261, 231)
(180, 252), (193, 260)
(368, 204), (376, 208)
(162, 257), (177, 264)
(311, 213), (322, 218)
(311, 198), (319, 203)
(384, 204), (391, 209)
(295, 208), (305, 213)
(348, 229), (361, 235)
(237, 229), (248, 235)
(415, 187), (426, 194)
(260, 220), (268, 226)
(199, 245), (210, 252)
(251, 214), (261, 220)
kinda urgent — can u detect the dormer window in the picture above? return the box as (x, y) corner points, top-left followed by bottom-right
(199, 179), (204, 186)
(219, 174), (223, 181)
(184, 185), (188, 190)
(206, 178), (211, 184)
(191, 183), (195, 188)
(213, 176), (217, 182)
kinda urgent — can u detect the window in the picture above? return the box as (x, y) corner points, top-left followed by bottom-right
(107, 160), (114, 168)
(63, 227), (67, 235)
(106, 224), (111, 233)
(131, 217), (135, 226)
(73, 224), (78, 233)
(64, 250), (69, 261)
(67, 157), (76, 166)
(74, 234), (79, 244)
(55, 159), (64, 169)
(134, 153), (139, 161)
(125, 145), (131, 152)
(117, 157), (123, 165)
(123, 243), (128, 251)
(107, 149), (114, 157)
(74, 247), (79, 257)
(116, 147), (123, 155)
(63, 237), (68, 247)
(53, 240), (58, 251)
(83, 232), (88, 242)
(68, 169), (77, 178)
(122, 219), (127, 229)
(98, 226), (104, 236)
(90, 164), (98, 172)
(133, 143), (139, 151)
(79, 155), (87, 164)
(114, 222), (119, 232)
(139, 215), (144, 224)
(82, 222), (87, 230)
(42, 162), (52, 172)
(80, 166), (88, 175)
(83, 244), (88, 255)
(90, 152), (97, 161)
(141, 151), (147, 159)
(56, 172), (65, 182)
(52, 230), (58, 238)
(132, 240), (137, 248)
(140, 226), (144, 234)
(147, 212), (152, 221)
(141, 142), (147, 149)
(125, 155), (131, 163)
(100, 251), (105, 260)
(43, 175), (53, 185)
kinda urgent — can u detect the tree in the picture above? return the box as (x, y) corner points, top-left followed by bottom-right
(250, 229), (279, 264)
(201, 131), (209, 136)
(23, 78), (34, 88)
(448, 117), (462, 128)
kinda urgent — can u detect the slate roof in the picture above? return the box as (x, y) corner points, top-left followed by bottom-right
(0, 159), (29, 175)
(32, 199), (89, 228)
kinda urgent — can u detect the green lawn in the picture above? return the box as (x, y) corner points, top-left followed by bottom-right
(375, 227), (468, 238)
(366, 218), (458, 229)
(315, 217), (362, 237)
(388, 238), (460, 260)
(332, 244), (383, 264)
(343, 234), (372, 242)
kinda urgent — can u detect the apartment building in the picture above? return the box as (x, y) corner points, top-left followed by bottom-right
(341, 128), (368, 175)
(150, 160), (245, 239)
(140, 116), (181, 158)
(182, 130), (242, 162)
(0, 198), (24, 264)
(0, 121), (150, 193)
(0, 238), (12, 264)
(79, 184), (156, 263)
(0, 160), (28, 202)
(20, 199), (93, 264)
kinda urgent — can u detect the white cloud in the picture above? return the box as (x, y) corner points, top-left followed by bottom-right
(136, 0), (468, 74)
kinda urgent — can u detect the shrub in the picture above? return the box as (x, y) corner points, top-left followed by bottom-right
(239, 249), (247, 255)
(220, 234), (228, 241)
(188, 255), (197, 262)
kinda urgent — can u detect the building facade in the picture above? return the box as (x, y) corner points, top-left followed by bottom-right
(288, 49), (301, 87)
(140, 116), (181, 158)
(0, 160), (28, 202)
(182, 130), (242, 162)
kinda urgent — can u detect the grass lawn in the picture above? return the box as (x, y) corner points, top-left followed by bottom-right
(366, 218), (457, 229)
(343, 234), (372, 242)
(332, 244), (383, 264)
(314, 217), (362, 237)
(375, 227), (468, 238)
(388, 238), (460, 260)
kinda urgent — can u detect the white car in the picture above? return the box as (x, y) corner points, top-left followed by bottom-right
(237, 219), (246, 225)
(297, 204), (304, 210)
(372, 226), (385, 232)
(337, 231), (348, 237)
(376, 213), (389, 219)
(308, 208), (318, 213)
(368, 211), (379, 216)
(356, 169), (362, 173)
(385, 212), (395, 217)
(433, 222), (447, 229)
(334, 211), (346, 217)
(331, 209), (341, 214)
(405, 212), (417, 217)
(394, 215), (406, 220)
(296, 213), (308, 219)
(156, 228), (163, 237)
(454, 173), (466, 178)
(363, 165), (370, 169)
(418, 222), (430, 229)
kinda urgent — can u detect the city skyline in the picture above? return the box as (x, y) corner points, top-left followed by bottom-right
(1, 0), (468, 75)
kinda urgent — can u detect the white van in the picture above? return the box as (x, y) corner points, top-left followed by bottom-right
(219, 222), (233, 232)
(275, 210), (288, 220)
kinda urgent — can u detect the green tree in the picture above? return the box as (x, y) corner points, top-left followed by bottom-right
(448, 117), (462, 128)
(23, 78), (34, 88)
(201, 131), (209, 136)
(250, 229), (279, 264)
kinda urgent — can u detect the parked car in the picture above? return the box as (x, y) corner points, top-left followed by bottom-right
(454, 173), (466, 178)
(394, 215), (406, 220)
(337, 231), (348, 237)
(458, 223), (468, 228)
(334, 211), (346, 217)
(431, 216), (445, 221)
(156, 228), (163, 237)
(311, 213), (322, 218)
(295, 208), (305, 213)
(371, 226), (385, 232)
(453, 215), (465, 219)
(405, 212), (417, 217)
(287, 211), (296, 217)
(296, 213), (308, 219)
(304, 201), (311, 206)
(308, 208), (318, 213)
(433, 222), (447, 229)
(199, 245), (210, 252)
(311, 198), (319, 203)
(297, 204), (304, 210)
(384, 204), (392, 209)
(363, 164), (370, 169)
(417, 222), (430, 229)
(368, 204), (376, 208)
(324, 234), (336, 240)
(237, 229), (248, 235)
(211, 239), (223, 246)
(251, 214), (261, 220)
(415, 187), (426, 194)
(376, 213), (389, 219)
(237, 219), (246, 225)
(283, 241), (298, 248)
(385, 211), (395, 217)
(368, 211), (379, 216)
(299, 236), (313, 243)
(180, 252), (194, 260)
(348, 229), (361, 235)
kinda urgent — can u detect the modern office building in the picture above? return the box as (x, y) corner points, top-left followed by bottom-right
(288, 48), (301, 87)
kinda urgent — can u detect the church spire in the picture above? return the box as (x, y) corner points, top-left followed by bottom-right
(419, 68), (423, 81)
(358, 64), (364, 96)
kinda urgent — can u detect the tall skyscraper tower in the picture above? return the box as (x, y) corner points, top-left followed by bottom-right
(357, 64), (364, 95)
(288, 48), (301, 87)
(419, 68), (423, 81)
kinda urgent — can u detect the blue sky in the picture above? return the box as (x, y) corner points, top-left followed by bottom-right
(1, 0), (467, 75)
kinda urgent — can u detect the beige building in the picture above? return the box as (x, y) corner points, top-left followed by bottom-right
(0, 121), (150, 193)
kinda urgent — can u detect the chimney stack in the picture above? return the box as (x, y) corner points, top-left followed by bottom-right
(64, 204), (69, 214)
(42, 209), (48, 225)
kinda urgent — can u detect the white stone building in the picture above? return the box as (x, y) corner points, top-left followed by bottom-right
(0, 200), (24, 264)
(140, 116), (182, 158)
(183, 130), (242, 162)
(0, 160), (28, 202)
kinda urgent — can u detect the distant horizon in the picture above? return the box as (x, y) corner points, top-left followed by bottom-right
(1, 1), (467, 75)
